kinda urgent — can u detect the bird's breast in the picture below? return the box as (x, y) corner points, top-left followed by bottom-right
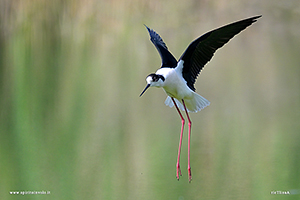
(160, 69), (193, 100)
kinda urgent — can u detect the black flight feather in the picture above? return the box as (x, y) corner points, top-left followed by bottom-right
(144, 25), (178, 68)
(180, 15), (262, 91)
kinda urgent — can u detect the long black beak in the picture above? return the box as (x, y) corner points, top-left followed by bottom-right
(139, 84), (150, 97)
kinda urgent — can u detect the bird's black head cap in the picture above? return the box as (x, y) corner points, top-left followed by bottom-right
(139, 73), (165, 97)
(147, 73), (165, 82)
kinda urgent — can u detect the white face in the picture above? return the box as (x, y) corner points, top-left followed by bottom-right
(146, 76), (153, 84)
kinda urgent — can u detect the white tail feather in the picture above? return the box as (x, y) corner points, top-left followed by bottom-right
(165, 93), (210, 113)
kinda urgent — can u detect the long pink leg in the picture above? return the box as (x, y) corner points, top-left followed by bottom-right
(182, 99), (192, 182)
(171, 98), (184, 180)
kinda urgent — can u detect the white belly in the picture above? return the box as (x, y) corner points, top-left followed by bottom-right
(156, 68), (193, 100)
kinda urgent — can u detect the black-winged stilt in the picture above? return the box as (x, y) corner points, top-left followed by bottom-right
(140, 15), (261, 182)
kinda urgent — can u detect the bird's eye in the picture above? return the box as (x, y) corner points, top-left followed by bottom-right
(153, 76), (159, 82)
(150, 74), (165, 82)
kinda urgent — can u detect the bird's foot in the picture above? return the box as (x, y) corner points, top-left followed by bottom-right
(188, 167), (192, 183)
(176, 163), (182, 180)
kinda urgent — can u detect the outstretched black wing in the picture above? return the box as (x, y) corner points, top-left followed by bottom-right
(180, 15), (261, 91)
(145, 25), (178, 68)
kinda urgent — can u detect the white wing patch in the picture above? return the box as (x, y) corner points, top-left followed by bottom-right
(175, 60), (184, 74)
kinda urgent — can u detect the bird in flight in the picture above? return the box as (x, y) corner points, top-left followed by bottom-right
(140, 15), (261, 182)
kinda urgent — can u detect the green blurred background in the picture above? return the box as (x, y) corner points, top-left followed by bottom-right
(1, 0), (299, 199)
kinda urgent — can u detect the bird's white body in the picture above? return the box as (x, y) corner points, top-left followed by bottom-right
(147, 60), (210, 112)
